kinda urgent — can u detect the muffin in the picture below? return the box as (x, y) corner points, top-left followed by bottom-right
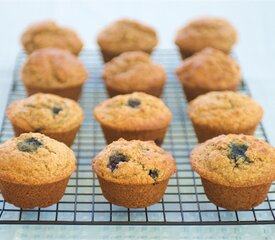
(188, 91), (263, 143)
(97, 18), (158, 62)
(6, 93), (84, 146)
(102, 51), (166, 97)
(0, 133), (76, 208)
(176, 48), (241, 101)
(21, 20), (83, 55)
(190, 134), (275, 210)
(175, 17), (237, 58)
(94, 92), (172, 145)
(21, 48), (88, 101)
(93, 138), (176, 208)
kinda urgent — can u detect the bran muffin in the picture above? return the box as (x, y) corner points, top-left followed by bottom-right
(6, 93), (84, 146)
(190, 134), (275, 210)
(102, 51), (166, 97)
(97, 18), (158, 62)
(21, 20), (83, 55)
(94, 92), (172, 145)
(176, 48), (241, 101)
(188, 91), (263, 143)
(175, 17), (237, 58)
(21, 48), (88, 101)
(0, 133), (76, 208)
(93, 138), (176, 208)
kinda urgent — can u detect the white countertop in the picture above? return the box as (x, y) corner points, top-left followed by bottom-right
(1, 0), (275, 239)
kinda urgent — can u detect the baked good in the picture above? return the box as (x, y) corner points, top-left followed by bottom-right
(93, 138), (176, 208)
(21, 48), (88, 101)
(176, 48), (241, 101)
(190, 134), (275, 210)
(188, 91), (263, 142)
(0, 132), (76, 208)
(175, 17), (237, 58)
(94, 92), (172, 145)
(97, 18), (158, 62)
(6, 93), (84, 146)
(21, 20), (83, 55)
(102, 51), (166, 97)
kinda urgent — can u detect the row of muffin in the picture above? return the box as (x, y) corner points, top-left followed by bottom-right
(0, 130), (274, 211)
(21, 17), (237, 60)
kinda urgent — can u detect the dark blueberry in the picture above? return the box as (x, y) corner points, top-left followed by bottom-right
(149, 169), (159, 179)
(154, 138), (162, 146)
(228, 143), (253, 166)
(127, 99), (141, 108)
(34, 128), (43, 133)
(17, 137), (43, 152)
(107, 152), (128, 171)
(52, 106), (63, 115)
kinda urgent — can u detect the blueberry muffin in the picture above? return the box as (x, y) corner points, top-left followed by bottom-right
(21, 48), (88, 101)
(190, 134), (275, 210)
(21, 20), (83, 55)
(93, 138), (176, 208)
(176, 48), (241, 101)
(94, 92), (172, 145)
(0, 133), (76, 208)
(97, 18), (158, 62)
(188, 91), (263, 142)
(175, 17), (237, 58)
(6, 93), (84, 146)
(102, 51), (166, 97)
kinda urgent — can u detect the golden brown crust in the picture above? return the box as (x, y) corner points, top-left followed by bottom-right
(176, 48), (241, 90)
(175, 17), (237, 54)
(93, 138), (176, 184)
(94, 92), (172, 131)
(190, 134), (275, 187)
(0, 133), (76, 185)
(21, 48), (88, 89)
(97, 18), (158, 54)
(7, 93), (84, 133)
(188, 91), (263, 132)
(102, 51), (166, 94)
(21, 20), (83, 55)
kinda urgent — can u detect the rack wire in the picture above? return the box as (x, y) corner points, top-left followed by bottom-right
(0, 49), (275, 225)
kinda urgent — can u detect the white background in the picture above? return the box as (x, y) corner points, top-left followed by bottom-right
(0, 0), (275, 239)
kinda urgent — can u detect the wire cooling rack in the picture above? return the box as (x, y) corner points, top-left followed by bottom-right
(0, 49), (275, 225)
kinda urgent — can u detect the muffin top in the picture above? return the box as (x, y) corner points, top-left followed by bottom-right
(21, 20), (83, 55)
(21, 48), (88, 89)
(97, 18), (158, 53)
(102, 51), (166, 92)
(7, 93), (84, 133)
(176, 48), (241, 90)
(175, 17), (237, 54)
(188, 91), (263, 131)
(190, 134), (275, 187)
(0, 133), (76, 185)
(94, 92), (172, 131)
(93, 138), (176, 184)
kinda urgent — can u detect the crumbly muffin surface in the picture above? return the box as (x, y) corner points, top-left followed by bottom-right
(176, 48), (240, 89)
(0, 133), (76, 185)
(21, 48), (88, 89)
(102, 51), (166, 92)
(188, 91), (263, 131)
(175, 17), (237, 53)
(93, 138), (176, 184)
(21, 20), (83, 55)
(94, 92), (172, 131)
(190, 134), (275, 187)
(7, 93), (83, 133)
(97, 19), (158, 53)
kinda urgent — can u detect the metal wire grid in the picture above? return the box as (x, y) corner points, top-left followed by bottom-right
(0, 49), (275, 225)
